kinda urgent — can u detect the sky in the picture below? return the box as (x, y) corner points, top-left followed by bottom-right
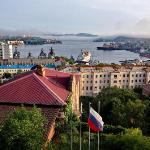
(0, 0), (150, 35)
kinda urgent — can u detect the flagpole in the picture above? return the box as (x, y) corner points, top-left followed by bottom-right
(98, 101), (100, 150)
(71, 108), (73, 150)
(80, 102), (83, 150)
(89, 102), (91, 150)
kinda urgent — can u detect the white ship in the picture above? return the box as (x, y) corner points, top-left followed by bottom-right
(76, 50), (91, 64)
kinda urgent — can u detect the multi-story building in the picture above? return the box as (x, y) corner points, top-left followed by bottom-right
(63, 65), (150, 96)
(0, 43), (13, 59)
(0, 64), (56, 77)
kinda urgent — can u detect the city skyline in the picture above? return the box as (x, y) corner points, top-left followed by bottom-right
(0, 0), (150, 36)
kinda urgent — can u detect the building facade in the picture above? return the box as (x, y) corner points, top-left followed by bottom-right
(0, 43), (13, 59)
(63, 65), (150, 96)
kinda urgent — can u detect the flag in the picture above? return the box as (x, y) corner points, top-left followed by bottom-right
(88, 107), (104, 132)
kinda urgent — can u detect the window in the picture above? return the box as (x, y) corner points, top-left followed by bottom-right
(114, 80), (117, 83)
(139, 80), (141, 82)
(119, 80), (121, 82)
(104, 80), (106, 83)
(123, 80), (125, 83)
(132, 74), (134, 77)
(104, 75), (106, 78)
(132, 80), (133, 83)
(108, 75), (110, 77)
(91, 75), (93, 78)
(83, 81), (85, 83)
(143, 74), (146, 77)
(86, 86), (88, 90)
(139, 74), (142, 77)
(87, 75), (89, 78)
(127, 74), (129, 77)
(135, 80), (137, 82)
(100, 80), (102, 83)
(114, 75), (117, 78)
(91, 80), (93, 83)
(95, 86), (97, 89)
(95, 75), (98, 78)
(126, 80), (128, 82)
(107, 80), (109, 83)
(95, 81), (97, 83)
(90, 86), (93, 90)
(100, 75), (102, 77)
(87, 81), (89, 83)
(99, 86), (101, 89)
(136, 74), (138, 77)
(123, 74), (125, 77)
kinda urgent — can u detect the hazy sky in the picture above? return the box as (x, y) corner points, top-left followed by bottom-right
(0, 0), (150, 35)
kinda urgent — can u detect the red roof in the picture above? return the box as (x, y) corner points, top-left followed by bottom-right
(0, 69), (71, 106)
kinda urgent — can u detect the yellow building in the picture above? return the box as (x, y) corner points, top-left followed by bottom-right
(63, 65), (150, 96)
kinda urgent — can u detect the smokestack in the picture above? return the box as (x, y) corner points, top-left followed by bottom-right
(36, 65), (45, 77)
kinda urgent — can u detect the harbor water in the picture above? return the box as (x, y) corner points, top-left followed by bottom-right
(15, 36), (149, 64)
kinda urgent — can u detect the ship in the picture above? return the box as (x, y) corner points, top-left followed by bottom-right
(97, 43), (123, 50)
(97, 42), (140, 51)
(140, 52), (150, 58)
(139, 48), (150, 58)
(76, 50), (91, 64)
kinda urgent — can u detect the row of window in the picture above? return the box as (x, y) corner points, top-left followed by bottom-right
(83, 73), (147, 79)
(83, 80), (110, 84)
(82, 86), (107, 91)
(0, 69), (29, 72)
(82, 84), (142, 91)
(113, 79), (145, 83)
(83, 79), (146, 84)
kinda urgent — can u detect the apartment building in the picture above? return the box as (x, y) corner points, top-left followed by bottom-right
(63, 65), (150, 96)
(0, 43), (13, 59)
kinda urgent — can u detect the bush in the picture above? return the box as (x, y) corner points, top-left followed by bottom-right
(0, 107), (45, 150)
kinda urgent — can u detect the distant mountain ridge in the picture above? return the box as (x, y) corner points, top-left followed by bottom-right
(44, 33), (98, 37)
(93, 35), (150, 42)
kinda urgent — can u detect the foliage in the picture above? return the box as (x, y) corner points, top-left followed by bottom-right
(0, 107), (45, 150)
(17, 69), (23, 74)
(3, 72), (12, 79)
(80, 87), (149, 131)
(56, 95), (79, 134)
(49, 128), (150, 150)
(102, 128), (150, 150)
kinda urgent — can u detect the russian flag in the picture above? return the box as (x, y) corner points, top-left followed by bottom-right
(88, 107), (104, 132)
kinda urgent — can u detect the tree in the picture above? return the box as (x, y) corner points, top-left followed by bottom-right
(0, 107), (46, 150)
(3, 72), (12, 79)
(17, 69), (23, 74)
(80, 87), (149, 130)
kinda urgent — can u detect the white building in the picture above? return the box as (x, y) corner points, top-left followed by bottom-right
(0, 43), (13, 59)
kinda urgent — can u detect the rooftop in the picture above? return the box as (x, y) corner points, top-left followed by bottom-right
(0, 67), (71, 106)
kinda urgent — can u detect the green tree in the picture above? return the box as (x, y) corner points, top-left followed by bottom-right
(0, 107), (46, 150)
(17, 69), (23, 74)
(3, 72), (12, 79)
(80, 87), (148, 130)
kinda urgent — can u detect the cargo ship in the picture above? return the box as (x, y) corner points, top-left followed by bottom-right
(139, 48), (150, 58)
(140, 52), (150, 58)
(97, 43), (123, 50)
(97, 42), (140, 52)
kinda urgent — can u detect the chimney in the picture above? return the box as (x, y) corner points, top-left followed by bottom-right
(36, 65), (45, 77)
